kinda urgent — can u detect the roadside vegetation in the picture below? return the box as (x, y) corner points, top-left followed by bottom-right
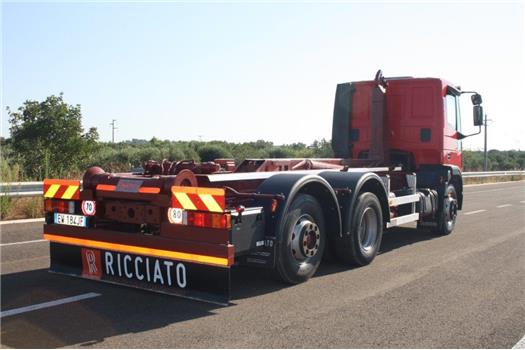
(1, 94), (524, 219)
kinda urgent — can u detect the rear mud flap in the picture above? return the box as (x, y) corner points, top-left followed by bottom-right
(49, 242), (231, 305)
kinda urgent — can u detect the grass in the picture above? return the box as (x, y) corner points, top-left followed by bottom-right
(1, 197), (44, 221)
(0, 159), (24, 220)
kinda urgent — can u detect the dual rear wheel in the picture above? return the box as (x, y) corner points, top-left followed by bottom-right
(275, 184), (459, 283)
(275, 192), (384, 284)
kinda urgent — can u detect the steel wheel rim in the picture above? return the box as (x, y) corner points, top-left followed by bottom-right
(359, 207), (378, 252)
(445, 192), (458, 228)
(290, 214), (321, 262)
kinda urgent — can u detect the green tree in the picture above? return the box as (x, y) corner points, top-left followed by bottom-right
(268, 147), (294, 158)
(198, 145), (232, 162)
(8, 93), (98, 179)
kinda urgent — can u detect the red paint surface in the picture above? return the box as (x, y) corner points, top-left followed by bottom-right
(350, 78), (462, 169)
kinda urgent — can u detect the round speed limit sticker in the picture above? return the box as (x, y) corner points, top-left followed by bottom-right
(81, 200), (96, 216)
(168, 208), (184, 224)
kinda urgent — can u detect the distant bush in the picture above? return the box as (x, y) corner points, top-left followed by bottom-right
(462, 149), (525, 171)
(2, 123), (524, 181)
(198, 145), (233, 162)
(268, 147), (294, 158)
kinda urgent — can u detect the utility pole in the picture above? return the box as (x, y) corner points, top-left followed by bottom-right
(110, 119), (117, 143)
(483, 113), (488, 171)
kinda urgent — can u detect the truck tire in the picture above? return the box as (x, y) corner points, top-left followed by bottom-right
(433, 184), (458, 235)
(335, 192), (383, 266)
(276, 194), (326, 284)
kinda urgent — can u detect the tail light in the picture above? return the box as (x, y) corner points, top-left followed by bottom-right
(45, 199), (76, 214)
(187, 211), (231, 229)
(168, 209), (231, 229)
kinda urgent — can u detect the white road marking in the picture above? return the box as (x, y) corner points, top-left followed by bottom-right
(521, 201), (525, 204)
(0, 292), (101, 318)
(464, 180), (525, 188)
(466, 186), (525, 194)
(513, 333), (525, 349)
(0, 218), (44, 225)
(496, 204), (512, 208)
(463, 209), (487, 216)
(0, 239), (46, 247)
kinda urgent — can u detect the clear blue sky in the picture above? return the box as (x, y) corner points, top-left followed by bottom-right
(2, 1), (524, 150)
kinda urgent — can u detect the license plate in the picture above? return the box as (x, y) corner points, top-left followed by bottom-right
(54, 213), (87, 227)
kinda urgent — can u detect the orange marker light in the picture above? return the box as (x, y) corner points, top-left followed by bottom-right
(271, 199), (278, 213)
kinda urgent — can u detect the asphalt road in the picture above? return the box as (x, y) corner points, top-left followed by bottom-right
(1, 181), (524, 348)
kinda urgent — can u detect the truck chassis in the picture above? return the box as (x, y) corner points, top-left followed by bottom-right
(43, 70), (482, 304)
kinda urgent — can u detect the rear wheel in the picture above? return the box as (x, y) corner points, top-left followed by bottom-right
(433, 184), (458, 235)
(276, 194), (326, 284)
(335, 192), (383, 266)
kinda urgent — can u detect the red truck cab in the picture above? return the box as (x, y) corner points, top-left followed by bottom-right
(348, 77), (464, 170)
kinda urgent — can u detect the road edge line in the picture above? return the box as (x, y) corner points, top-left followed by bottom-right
(0, 218), (44, 225)
(513, 334), (525, 349)
(0, 239), (46, 247)
(0, 292), (101, 318)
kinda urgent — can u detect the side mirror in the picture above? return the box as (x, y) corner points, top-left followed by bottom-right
(473, 105), (484, 126)
(471, 93), (483, 105)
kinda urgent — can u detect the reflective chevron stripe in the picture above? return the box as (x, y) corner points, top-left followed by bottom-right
(43, 179), (81, 200)
(171, 186), (225, 213)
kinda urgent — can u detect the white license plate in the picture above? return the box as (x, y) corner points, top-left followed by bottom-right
(54, 213), (87, 227)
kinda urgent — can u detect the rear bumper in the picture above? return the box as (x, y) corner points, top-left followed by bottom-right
(48, 242), (231, 305)
(44, 224), (233, 305)
(44, 224), (234, 266)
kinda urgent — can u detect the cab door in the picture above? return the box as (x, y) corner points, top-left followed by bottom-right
(443, 92), (462, 167)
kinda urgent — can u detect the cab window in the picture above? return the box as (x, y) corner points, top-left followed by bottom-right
(445, 94), (457, 130)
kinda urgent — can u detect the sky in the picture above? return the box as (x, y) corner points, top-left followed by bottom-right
(2, 1), (524, 150)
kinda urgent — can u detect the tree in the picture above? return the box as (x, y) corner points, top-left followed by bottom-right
(268, 147), (294, 158)
(8, 93), (98, 179)
(198, 145), (232, 162)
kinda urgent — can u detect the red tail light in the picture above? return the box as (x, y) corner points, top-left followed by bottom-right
(168, 208), (232, 229)
(45, 199), (75, 214)
(190, 212), (205, 227)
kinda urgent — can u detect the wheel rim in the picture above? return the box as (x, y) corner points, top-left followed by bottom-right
(358, 207), (378, 252)
(444, 191), (458, 228)
(290, 214), (321, 262)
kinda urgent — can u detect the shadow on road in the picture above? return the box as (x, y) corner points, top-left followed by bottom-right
(1, 268), (225, 348)
(379, 225), (436, 254)
(0, 225), (438, 348)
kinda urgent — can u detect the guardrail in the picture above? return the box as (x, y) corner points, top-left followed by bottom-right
(1, 170), (524, 197)
(461, 170), (525, 178)
(0, 181), (46, 197)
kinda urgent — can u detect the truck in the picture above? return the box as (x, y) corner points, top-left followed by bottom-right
(42, 70), (484, 304)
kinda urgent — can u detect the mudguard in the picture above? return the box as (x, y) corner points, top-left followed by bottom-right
(318, 171), (389, 235)
(417, 164), (463, 209)
(255, 173), (342, 239)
